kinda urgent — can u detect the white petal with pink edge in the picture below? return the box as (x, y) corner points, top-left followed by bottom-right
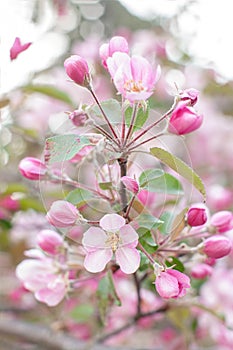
(115, 246), (140, 274)
(84, 249), (113, 273)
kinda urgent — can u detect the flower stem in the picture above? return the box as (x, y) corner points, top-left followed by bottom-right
(137, 242), (155, 264)
(128, 132), (165, 152)
(123, 102), (139, 145)
(118, 157), (128, 213)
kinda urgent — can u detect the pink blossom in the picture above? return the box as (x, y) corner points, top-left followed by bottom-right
(37, 230), (64, 255)
(179, 88), (199, 106)
(99, 36), (129, 68)
(168, 102), (203, 135)
(10, 37), (32, 60)
(46, 200), (80, 228)
(191, 263), (213, 279)
(187, 203), (208, 227)
(16, 250), (68, 306)
(82, 213), (140, 274)
(210, 211), (233, 233)
(64, 55), (90, 86)
(155, 269), (190, 299)
(121, 176), (139, 194)
(19, 157), (47, 180)
(68, 109), (88, 127)
(203, 235), (232, 259)
(107, 52), (160, 102)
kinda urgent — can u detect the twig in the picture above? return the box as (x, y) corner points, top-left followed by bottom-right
(133, 272), (142, 316)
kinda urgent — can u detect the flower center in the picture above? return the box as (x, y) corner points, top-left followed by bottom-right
(124, 79), (145, 93)
(105, 233), (121, 252)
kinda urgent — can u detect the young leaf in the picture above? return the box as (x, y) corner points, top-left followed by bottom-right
(97, 271), (121, 325)
(159, 211), (174, 235)
(90, 99), (121, 124)
(23, 84), (74, 106)
(125, 103), (149, 132)
(45, 134), (94, 164)
(138, 228), (158, 254)
(137, 213), (164, 230)
(139, 169), (183, 195)
(66, 188), (94, 208)
(70, 304), (94, 323)
(150, 147), (206, 200)
(166, 256), (185, 272)
(170, 207), (188, 241)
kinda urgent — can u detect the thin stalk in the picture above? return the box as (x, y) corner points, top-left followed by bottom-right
(133, 272), (142, 316)
(118, 157), (128, 213)
(89, 88), (120, 143)
(124, 194), (136, 219)
(123, 102), (139, 145)
(126, 102), (177, 149)
(121, 97), (126, 143)
(137, 242), (155, 264)
(128, 132), (165, 152)
(94, 125), (120, 147)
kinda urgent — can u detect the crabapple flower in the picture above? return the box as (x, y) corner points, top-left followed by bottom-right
(121, 176), (139, 194)
(203, 235), (232, 259)
(99, 36), (129, 68)
(19, 157), (47, 180)
(64, 55), (90, 87)
(168, 102), (203, 135)
(155, 269), (190, 299)
(82, 213), (140, 274)
(179, 88), (199, 106)
(210, 211), (233, 233)
(107, 52), (161, 102)
(191, 263), (213, 279)
(187, 204), (208, 227)
(37, 230), (64, 255)
(68, 109), (88, 127)
(10, 37), (32, 60)
(46, 200), (82, 228)
(16, 250), (68, 306)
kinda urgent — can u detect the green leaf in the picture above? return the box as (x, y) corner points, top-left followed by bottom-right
(45, 134), (93, 164)
(138, 228), (158, 254)
(66, 188), (94, 208)
(99, 182), (112, 190)
(125, 103), (149, 132)
(97, 271), (121, 325)
(70, 304), (94, 323)
(137, 213), (164, 231)
(23, 84), (74, 106)
(150, 147), (206, 200)
(165, 257), (185, 272)
(139, 251), (150, 271)
(139, 169), (183, 195)
(91, 99), (121, 124)
(159, 211), (174, 235)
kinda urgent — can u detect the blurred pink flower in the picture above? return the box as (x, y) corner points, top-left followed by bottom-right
(19, 157), (47, 180)
(155, 269), (190, 299)
(46, 200), (80, 228)
(168, 102), (203, 135)
(191, 263), (213, 279)
(107, 52), (160, 102)
(99, 36), (129, 68)
(82, 213), (140, 274)
(10, 37), (32, 60)
(121, 176), (139, 194)
(37, 230), (64, 255)
(16, 250), (68, 306)
(64, 55), (90, 87)
(203, 235), (232, 259)
(179, 88), (199, 106)
(210, 211), (233, 233)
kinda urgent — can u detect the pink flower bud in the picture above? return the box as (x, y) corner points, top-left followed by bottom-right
(203, 235), (232, 259)
(68, 110), (88, 127)
(187, 204), (208, 227)
(37, 230), (63, 255)
(179, 88), (199, 106)
(99, 36), (129, 68)
(190, 263), (212, 279)
(64, 55), (90, 87)
(210, 211), (233, 233)
(10, 37), (32, 60)
(46, 200), (79, 228)
(155, 269), (190, 299)
(168, 102), (203, 135)
(121, 176), (139, 194)
(19, 157), (47, 180)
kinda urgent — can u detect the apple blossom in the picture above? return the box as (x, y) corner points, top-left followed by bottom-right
(64, 55), (90, 87)
(10, 37), (32, 60)
(210, 211), (233, 233)
(121, 176), (139, 194)
(99, 36), (129, 68)
(46, 200), (82, 228)
(68, 109), (88, 127)
(203, 235), (232, 259)
(106, 52), (160, 102)
(19, 157), (47, 180)
(37, 230), (64, 255)
(155, 269), (190, 299)
(179, 88), (199, 106)
(191, 263), (213, 279)
(187, 204), (208, 227)
(168, 102), (203, 135)
(82, 213), (140, 274)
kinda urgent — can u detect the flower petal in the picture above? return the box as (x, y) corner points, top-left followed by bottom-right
(115, 247), (140, 274)
(100, 214), (125, 233)
(82, 227), (107, 251)
(119, 224), (138, 247)
(155, 272), (179, 299)
(84, 249), (113, 273)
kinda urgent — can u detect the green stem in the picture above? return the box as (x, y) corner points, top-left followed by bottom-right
(123, 103), (139, 145)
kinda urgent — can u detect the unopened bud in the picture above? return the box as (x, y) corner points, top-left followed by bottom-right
(203, 235), (232, 259)
(187, 204), (208, 227)
(19, 157), (47, 180)
(64, 55), (90, 87)
(37, 230), (63, 255)
(46, 200), (80, 228)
